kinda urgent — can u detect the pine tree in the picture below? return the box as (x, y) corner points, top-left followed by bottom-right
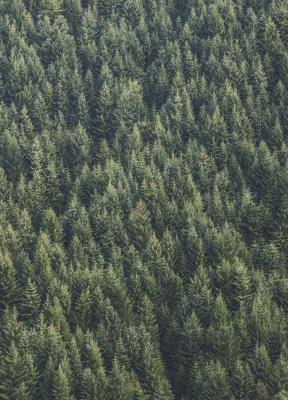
(231, 359), (255, 400)
(95, 80), (115, 142)
(81, 368), (101, 400)
(114, 80), (145, 130)
(198, 360), (232, 400)
(128, 201), (152, 251)
(42, 209), (63, 243)
(52, 362), (74, 400)
(207, 294), (237, 366)
(138, 295), (159, 341)
(28, 139), (47, 225)
(34, 233), (53, 297)
(0, 250), (18, 310)
(83, 336), (108, 399)
(109, 358), (148, 400)
(0, 342), (36, 400)
(19, 278), (41, 322)
(0, 308), (27, 354)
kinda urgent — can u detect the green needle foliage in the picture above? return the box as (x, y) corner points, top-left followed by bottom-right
(0, 0), (288, 399)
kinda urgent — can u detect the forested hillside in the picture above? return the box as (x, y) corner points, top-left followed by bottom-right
(0, 0), (288, 398)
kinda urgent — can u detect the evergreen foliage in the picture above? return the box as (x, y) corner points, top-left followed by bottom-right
(0, 0), (288, 398)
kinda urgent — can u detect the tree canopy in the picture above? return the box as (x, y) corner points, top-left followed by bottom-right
(0, 0), (288, 399)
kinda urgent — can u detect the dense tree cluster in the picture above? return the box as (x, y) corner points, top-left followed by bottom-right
(0, 0), (288, 398)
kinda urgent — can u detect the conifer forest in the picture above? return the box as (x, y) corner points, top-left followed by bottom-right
(1, 0), (288, 398)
